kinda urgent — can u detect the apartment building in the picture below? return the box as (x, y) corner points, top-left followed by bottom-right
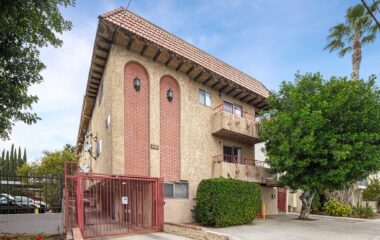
(76, 8), (283, 224)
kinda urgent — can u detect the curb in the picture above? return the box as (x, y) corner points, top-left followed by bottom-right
(287, 212), (374, 222)
(163, 222), (231, 240)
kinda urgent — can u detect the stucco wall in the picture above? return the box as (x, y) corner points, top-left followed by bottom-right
(79, 44), (269, 223)
(78, 49), (114, 174)
(261, 187), (278, 215)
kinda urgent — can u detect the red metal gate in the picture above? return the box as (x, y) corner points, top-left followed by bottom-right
(277, 188), (287, 212)
(64, 162), (164, 239)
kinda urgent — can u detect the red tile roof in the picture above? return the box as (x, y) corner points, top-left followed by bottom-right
(101, 7), (269, 98)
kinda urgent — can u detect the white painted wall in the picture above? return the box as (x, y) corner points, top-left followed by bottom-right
(255, 142), (267, 161)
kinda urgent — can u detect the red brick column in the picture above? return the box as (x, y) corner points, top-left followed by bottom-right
(160, 75), (180, 181)
(124, 62), (149, 176)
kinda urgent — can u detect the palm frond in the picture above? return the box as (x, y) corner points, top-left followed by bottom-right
(324, 39), (345, 52)
(338, 46), (352, 57)
(369, 0), (380, 13)
(347, 4), (366, 26)
(326, 24), (350, 41)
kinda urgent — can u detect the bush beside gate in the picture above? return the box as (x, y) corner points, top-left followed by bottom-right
(194, 178), (261, 227)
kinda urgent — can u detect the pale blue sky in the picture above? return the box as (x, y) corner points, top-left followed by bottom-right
(1, 0), (379, 161)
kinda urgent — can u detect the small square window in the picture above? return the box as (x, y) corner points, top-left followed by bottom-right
(164, 183), (174, 198)
(198, 89), (205, 105)
(199, 89), (211, 107)
(205, 92), (211, 107)
(174, 183), (188, 198)
(164, 182), (188, 198)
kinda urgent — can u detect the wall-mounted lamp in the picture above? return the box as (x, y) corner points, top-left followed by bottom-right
(133, 77), (141, 91)
(167, 88), (173, 102)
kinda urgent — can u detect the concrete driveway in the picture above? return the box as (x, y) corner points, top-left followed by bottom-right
(208, 214), (380, 240)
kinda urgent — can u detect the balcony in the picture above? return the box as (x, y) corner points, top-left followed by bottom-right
(212, 104), (260, 144)
(212, 154), (276, 186)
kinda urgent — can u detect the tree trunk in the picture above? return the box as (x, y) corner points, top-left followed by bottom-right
(298, 190), (316, 220)
(352, 34), (362, 81)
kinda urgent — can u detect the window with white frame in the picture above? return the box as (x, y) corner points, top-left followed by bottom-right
(199, 89), (211, 107)
(164, 182), (188, 198)
(223, 100), (243, 117)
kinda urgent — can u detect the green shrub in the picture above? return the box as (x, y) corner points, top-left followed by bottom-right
(194, 178), (261, 227)
(323, 198), (352, 217)
(352, 206), (374, 219)
(311, 193), (321, 213)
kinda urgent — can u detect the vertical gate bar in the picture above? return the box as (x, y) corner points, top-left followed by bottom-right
(100, 178), (103, 236)
(142, 181), (144, 228)
(77, 176), (84, 234)
(64, 165), (68, 233)
(121, 178), (124, 234)
(116, 178), (119, 235)
(127, 178), (130, 231)
(135, 180), (137, 229)
(155, 179), (158, 230)
(109, 178), (111, 235)
(106, 178), (108, 236)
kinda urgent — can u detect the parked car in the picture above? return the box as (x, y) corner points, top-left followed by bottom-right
(0, 194), (21, 214)
(15, 196), (42, 213)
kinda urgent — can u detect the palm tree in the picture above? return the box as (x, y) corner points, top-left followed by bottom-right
(324, 2), (379, 80)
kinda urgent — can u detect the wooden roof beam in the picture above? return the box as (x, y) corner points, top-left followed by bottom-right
(93, 63), (104, 69)
(218, 84), (229, 96)
(96, 44), (109, 53)
(95, 55), (107, 62)
(233, 90), (243, 98)
(226, 87), (236, 95)
(165, 54), (173, 66)
(247, 95), (258, 104)
(193, 71), (203, 81)
(126, 37), (134, 50)
(257, 101), (268, 108)
(92, 70), (103, 76)
(97, 35), (113, 45)
(140, 43), (149, 56)
(186, 65), (196, 75)
(211, 79), (221, 89)
(240, 93), (250, 101)
(176, 60), (184, 71)
(202, 75), (212, 85)
(91, 76), (101, 82)
(153, 49), (161, 61)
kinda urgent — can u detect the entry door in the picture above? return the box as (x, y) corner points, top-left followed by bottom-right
(277, 188), (287, 212)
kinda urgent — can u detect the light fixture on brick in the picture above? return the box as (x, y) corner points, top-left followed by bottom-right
(167, 88), (173, 101)
(133, 77), (141, 91)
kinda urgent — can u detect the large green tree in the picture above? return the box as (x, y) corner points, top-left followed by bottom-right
(17, 144), (76, 176)
(258, 73), (380, 219)
(324, 2), (379, 80)
(0, 0), (75, 139)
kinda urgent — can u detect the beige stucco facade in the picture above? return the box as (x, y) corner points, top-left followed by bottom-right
(78, 44), (278, 223)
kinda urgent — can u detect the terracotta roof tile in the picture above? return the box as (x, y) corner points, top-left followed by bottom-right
(101, 8), (269, 98)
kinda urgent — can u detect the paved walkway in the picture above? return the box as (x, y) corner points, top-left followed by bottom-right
(101, 232), (191, 240)
(207, 214), (380, 240)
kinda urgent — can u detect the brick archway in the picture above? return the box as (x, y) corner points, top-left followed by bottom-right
(124, 62), (150, 176)
(160, 75), (180, 181)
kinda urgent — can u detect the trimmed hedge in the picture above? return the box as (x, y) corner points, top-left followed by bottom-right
(194, 178), (261, 227)
(323, 198), (352, 217)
